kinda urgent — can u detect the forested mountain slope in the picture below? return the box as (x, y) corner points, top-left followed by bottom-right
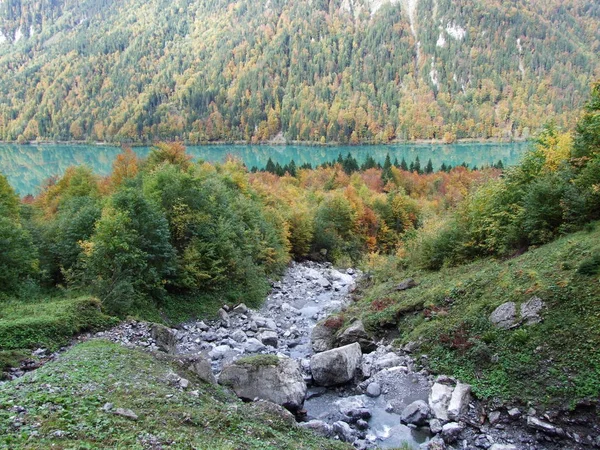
(1, 0), (598, 143)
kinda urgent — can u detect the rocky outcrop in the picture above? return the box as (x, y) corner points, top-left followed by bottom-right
(491, 297), (546, 329)
(395, 278), (418, 291)
(429, 377), (471, 422)
(218, 356), (307, 411)
(310, 342), (362, 386)
(490, 302), (517, 329)
(520, 296), (545, 324)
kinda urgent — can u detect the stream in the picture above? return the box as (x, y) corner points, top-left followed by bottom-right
(173, 261), (431, 449)
(8, 261), (583, 449)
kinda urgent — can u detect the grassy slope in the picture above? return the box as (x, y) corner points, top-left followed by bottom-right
(349, 223), (600, 409)
(0, 296), (118, 373)
(0, 340), (349, 450)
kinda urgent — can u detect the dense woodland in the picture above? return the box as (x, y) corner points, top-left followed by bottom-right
(0, 82), (598, 321)
(1, 0), (599, 144)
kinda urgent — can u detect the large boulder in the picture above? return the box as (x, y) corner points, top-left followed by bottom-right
(150, 323), (177, 354)
(520, 296), (545, 325)
(150, 323), (176, 354)
(428, 379), (455, 421)
(186, 355), (217, 385)
(311, 320), (336, 353)
(400, 399), (430, 426)
(218, 355), (307, 412)
(489, 302), (517, 329)
(337, 319), (377, 353)
(447, 382), (471, 420)
(310, 343), (362, 386)
(299, 420), (333, 438)
(395, 278), (418, 291)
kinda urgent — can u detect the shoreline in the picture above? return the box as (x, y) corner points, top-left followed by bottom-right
(0, 136), (530, 148)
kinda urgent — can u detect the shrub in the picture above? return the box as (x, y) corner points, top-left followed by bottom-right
(577, 251), (600, 276)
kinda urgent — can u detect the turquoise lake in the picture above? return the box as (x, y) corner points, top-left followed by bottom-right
(0, 142), (530, 195)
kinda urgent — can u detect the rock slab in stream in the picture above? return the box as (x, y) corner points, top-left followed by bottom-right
(310, 342), (362, 386)
(400, 399), (430, 426)
(218, 356), (307, 412)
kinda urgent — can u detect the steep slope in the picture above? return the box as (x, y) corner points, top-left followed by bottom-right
(0, 0), (599, 143)
(345, 222), (600, 409)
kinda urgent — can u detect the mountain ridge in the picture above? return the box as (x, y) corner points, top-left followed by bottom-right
(1, 0), (599, 143)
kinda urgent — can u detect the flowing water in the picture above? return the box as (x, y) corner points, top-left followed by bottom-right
(173, 262), (431, 449)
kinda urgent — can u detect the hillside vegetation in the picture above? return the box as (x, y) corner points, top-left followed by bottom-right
(0, 340), (349, 449)
(348, 223), (600, 408)
(1, 0), (599, 143)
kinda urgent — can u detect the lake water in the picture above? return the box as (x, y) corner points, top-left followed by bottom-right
(0, 142), (529, 195)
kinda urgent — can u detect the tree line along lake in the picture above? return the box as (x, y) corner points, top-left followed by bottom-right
(0, 142), (529, 196)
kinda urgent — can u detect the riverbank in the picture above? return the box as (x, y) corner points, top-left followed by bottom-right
(4, 261), (596, 449)
(1, 136), (530, 148)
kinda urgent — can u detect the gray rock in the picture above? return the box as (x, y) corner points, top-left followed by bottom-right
(489, 445), (518, 450)
(424, 436), (446, 450)
(366, 382), (381, 398)
(244, 338), (266, 353)
(520, 296), (545, 325)
(311, 320), (336, 353)
(447, 382), (471, 420)
(218, 308), (229, 322)
(231, 329), (247, 343)
(197, 321), (209, 331)
(336, 396), (371, 420)
(316, 277), (331, 289)
(258, 330), (278, 347)
(310, 343), (362, 386)
(356, 419), (369, 430)
(395, 278), (418, 291)
(507, 407), (521, 419)
(490, 302), (517, 329)
(218, 356), (307, 412)
(441, 422), (463, 443)
(429, 381), (455, 421)
(233, 303), (248, 314)
(113, 408), (138, 420)
(332, 420), (354, 442)
(374, 352), (404, 371)
(187, 355), (217, 385)
(299, 420), (333, 438)
(429, 418), (443, 434)
(251, 399), (297, 426)
(337, 319), (376, 353)
(527, 416), (559, 435)
(179, 377), (190, 389)
(150, 323), (176, 354)
(401, 400), (431, 426)
(209, 344), (231, 360)
(488, 410), (501, 426)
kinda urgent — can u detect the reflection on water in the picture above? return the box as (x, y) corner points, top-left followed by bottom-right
(0, 142), (529, 195)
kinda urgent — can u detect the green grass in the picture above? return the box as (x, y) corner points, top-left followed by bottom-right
(353, 222), (600, 409)
(0, 296), (118, 352)
(235, 355), (281, 368)
(0, 340), (349, 449)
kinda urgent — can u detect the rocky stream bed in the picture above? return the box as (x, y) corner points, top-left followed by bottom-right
(6, 262), (600, 449)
